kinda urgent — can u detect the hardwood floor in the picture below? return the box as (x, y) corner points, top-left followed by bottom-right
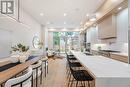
(40, 57), (94, 87)
(42, 58), (67, 87)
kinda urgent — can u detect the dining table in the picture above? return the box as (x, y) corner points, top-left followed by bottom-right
(0, 55), (42, 86)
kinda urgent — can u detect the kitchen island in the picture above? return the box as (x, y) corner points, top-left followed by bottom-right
(71, 50), (130, 87)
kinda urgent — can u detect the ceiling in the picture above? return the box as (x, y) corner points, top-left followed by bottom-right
(20, 0), (106, 29)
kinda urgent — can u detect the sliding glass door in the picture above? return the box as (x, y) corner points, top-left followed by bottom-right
(53, 32), (79, 53)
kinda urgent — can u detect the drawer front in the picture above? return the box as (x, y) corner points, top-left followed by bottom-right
(110, 54), (128, 63)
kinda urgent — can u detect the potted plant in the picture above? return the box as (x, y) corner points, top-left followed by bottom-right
(11, 43), (29, 52)
(97, 46), (102, 51)
(38, 42), (43, 49)
(11, 43), (29, 63)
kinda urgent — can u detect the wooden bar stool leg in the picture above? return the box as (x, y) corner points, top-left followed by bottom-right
(76, 81), (78, 87)
(40, 70), (42, 84)
(68, 74), (71, 87)
(81, 81), (83, 86)
(68, 70), (71, 80)
(45, 62), (46, 77)
(70, 78), (74, 87)
(67, 70), (70, 79)
(84, 81), (85, 87)
(36, 69), (38, 87)
(31, 75), (33, 87)
(88, 81), (90, 87)
(47, 61), (48, 74)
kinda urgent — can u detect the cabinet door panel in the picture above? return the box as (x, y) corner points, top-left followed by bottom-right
(87, 26), (99, 44)
(98, 15), (116, 39)
(87, 28), (91, 43)
(110, 54), (128, 63)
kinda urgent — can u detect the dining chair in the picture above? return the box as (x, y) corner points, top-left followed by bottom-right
(4, 67), (33, 87)
(41, 56), (48, 77)
(31, 60), (42, 87)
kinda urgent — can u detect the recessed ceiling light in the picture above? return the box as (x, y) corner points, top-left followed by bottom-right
(90, 17), (96, 22)
(86, 14), (89, 17)
(64, 13), (67, 16)
(80, 22), (83, 25)
(112, 0), (118, 2)
(63, 28), (67, 31)
(89, 15), (96, 22)
(86, 22), (89, 25)
(40, 13), (44, 16)
(49, 27), (54, 29)
(118, 7), (122, 10)
(64, 22), (66, 24)
(49, 28), (55, 31)
(47, 22), (50, 24)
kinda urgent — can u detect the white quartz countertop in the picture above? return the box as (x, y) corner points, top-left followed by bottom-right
(71, 50), (130, 78)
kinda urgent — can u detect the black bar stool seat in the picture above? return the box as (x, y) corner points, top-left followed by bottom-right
(68, 64), (94, 87)
(67, 54), (74, 57)
(70, 62), (82, 67)
(67, 55), (77, 60)
(72, 70), (93, 81)
(69, 57), (77, 60)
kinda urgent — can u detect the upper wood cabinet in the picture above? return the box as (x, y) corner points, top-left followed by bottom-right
(98, 15), (117, 39)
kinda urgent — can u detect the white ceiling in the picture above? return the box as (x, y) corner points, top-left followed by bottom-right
(20, 0), (105, 29)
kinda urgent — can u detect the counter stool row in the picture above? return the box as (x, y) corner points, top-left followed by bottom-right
(66, 52), (94, 87)
(2, 56), (49, 87)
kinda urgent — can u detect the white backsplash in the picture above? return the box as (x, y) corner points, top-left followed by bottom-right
(91, 44), (108, 51)
(91, 43), (128, 54)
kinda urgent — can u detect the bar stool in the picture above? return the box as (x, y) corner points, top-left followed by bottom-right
(68, 63), (93, 87)
(66, 52), (77, 60)
(66, 52), (78, 70)
(67, 55), (77, 61)
(66, 53), (82, 68)
(66, 55), (83, 82)
(67, 55), (82, 69)
(41, 56), (48, 77)
(31, 60), (42, 87)
(4, 67), (33, 87)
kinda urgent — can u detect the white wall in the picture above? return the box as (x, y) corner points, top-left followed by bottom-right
(44, 28), (49, 49)
(48, 32), (53, 49)
(12, 8), (41, 47)
(0, 8), (41, 58)
(0, 29), (12, 58)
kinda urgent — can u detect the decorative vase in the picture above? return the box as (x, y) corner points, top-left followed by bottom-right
(10, 55), (19, 63)
(19, 55), (27, 63)
(18, 52), (29, 63)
